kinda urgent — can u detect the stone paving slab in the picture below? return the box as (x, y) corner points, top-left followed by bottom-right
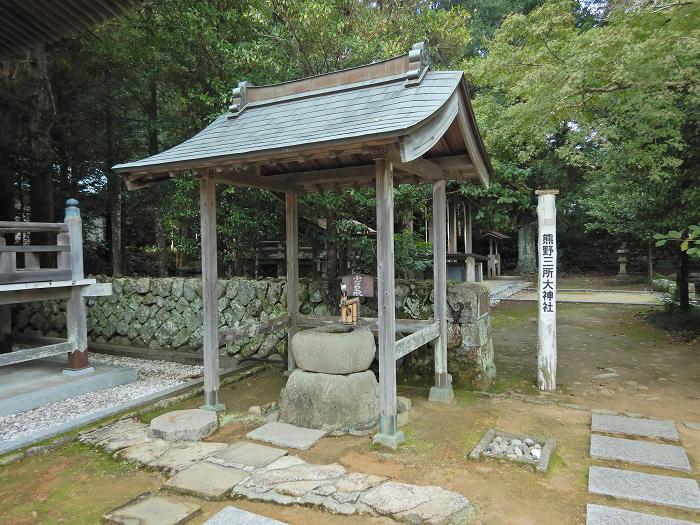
(586, 504), (700, 525)
(80, 418), (152, 453)
(150, 409), (218, 442)
(592, 413), (680, 441)
(103, 493), (200, 525)
(232, 455), (476, 523)
(209, 442), (288, 471)
(165, 461), (249, 500)
(246, 421), (326, 450)
(203, 506), (288, 524)
(590, 434), (692, 472)
(588, 467), (700, 511)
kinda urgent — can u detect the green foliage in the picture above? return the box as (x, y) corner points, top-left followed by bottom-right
(655, 225), (700, 257)
(349, 231), (434, 278)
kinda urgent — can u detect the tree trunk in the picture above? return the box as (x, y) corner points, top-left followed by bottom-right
(326, 211), (339, 293)
(105, 95), (123, 276)
(0, 94), (15, 224)
(678, 248), (690, 312)
(28, 45), (55, 257)
(647, 241), (653, 287)
(515, 215), (537, 274)
(146, 80), (168, 277)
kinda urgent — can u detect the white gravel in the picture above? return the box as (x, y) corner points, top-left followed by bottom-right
(0, 354), (203, 446)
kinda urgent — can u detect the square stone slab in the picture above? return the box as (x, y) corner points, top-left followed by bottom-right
(151, 409), (218, 442)
(211, 442), (287, 469)
(246, 422), (326, 450)
(104, 494), (200, 525)
(587, 504), (699, 525)
(592, 413), (679, 441)
(165, 462), (249, 500)
(203, 506), (288, 524)
(588, 467), (700, 511)
(590, 434), (692, 472)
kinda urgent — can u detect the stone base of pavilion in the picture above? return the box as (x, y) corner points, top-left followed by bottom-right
(86, 415), (476, 524)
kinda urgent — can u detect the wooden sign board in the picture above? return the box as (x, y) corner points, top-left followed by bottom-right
(342, 274), (374, 298)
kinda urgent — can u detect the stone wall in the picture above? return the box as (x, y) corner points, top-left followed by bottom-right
(12, 277), (495, 389)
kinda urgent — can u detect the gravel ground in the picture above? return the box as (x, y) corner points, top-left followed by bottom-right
(0, 354), (203, 446)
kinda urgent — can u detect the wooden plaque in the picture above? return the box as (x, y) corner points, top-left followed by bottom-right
(342, 274), (374, 298)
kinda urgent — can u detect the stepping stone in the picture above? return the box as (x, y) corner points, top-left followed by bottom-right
(246, 421), (326, 450)
(684, 422), (700, 432)
(104, 493), (200, 525)
(587, 504), (699, 525)
(165, 462), (249, 500)
(592, 413), (679, 441)
(203, 506), (288, 524)
(588, 466), (700, 511)
(151, 409), (218, 442)
(210, 442), (287, 470)
(590, 434), (692, 472)
(80, 418), (151, 452)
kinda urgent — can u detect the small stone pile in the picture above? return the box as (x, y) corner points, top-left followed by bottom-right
(484, 436), (543, 462)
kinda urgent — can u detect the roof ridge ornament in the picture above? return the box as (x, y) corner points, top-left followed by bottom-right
(405, 41), (429, 87)
(229, 81), (250, 116)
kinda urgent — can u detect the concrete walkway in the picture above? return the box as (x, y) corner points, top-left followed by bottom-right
(509, 288), (663, 306)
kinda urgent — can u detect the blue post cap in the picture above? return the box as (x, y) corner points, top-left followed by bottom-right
(65, 198), (80, 218)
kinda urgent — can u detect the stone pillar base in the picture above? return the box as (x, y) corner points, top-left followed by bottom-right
(200, 390), (226, 412)
(429, 385), (454, 403)
(373, 430), (405, 449)
(63, 366), (95, 377)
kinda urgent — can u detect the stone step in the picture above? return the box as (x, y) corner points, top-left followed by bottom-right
(103, 493), (201, 525)
(208, 442), (288, 470)
(246, 421), (326, 450)
(587, 504), (700, 525)
(588, 467), (700, 511)
(592, 413), (679, 441)
(203, 506), (288, 524)
(590, 434), (692, 472)
(165, 462), (249, 500)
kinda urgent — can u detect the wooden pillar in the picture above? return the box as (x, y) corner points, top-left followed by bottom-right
(464, 202), (475, 282)
(200, 177), (224, 410)
(285, 192), (299, 373)
(372, 158), (404, 448)
(64, 199), (90, 373)
(0, 237), (13, 354)
(429, 180), (453, 403)
(448, 197), (457, 254)
(536, 189), (559, 391)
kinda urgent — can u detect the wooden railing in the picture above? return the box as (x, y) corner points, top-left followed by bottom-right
(0, 199), (111, 369)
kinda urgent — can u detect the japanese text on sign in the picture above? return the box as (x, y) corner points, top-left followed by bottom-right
(540, 232), (556, 314)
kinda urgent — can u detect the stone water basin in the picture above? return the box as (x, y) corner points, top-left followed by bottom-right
(291, 324), (376, 374)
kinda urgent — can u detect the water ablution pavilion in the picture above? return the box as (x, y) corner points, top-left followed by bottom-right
(114, 42), (492, 447)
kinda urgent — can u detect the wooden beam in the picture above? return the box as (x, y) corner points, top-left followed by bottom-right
(430, 154), (474, 172)
(375, 158), (400, 441)
(199, 177), (223, 409)
(396, 157), (446, 182)
(208, 171), (300, 192)
(395, 321), (439, 360)
(0, 269), (72, 284)
(0, 341), (73, 367)
(0, 245), (70, 253)
(431, 180), (450, 393)
(0, 221), (67, 233)
(295, 315), (434, 334)
(220, 314), (291, 344)
(0, 287), (72, 306)
(277, 164), (375, 186)
(286, 192), (299, 372)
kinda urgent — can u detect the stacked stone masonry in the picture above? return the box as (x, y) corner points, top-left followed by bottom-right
(13, 277), (495, 389)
